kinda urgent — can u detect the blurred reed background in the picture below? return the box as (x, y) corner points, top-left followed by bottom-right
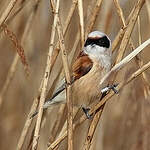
(0, 0), (150, 150)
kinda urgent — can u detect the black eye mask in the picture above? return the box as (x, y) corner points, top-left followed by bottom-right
(84, 36), (110, 48)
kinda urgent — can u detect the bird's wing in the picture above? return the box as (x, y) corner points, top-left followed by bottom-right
(44, 51), (93, 107)
(72, 51), (93, 80)
(44, 79), (66, 107)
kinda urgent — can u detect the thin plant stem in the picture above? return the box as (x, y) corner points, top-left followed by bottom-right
(114, 0), (150, 98)
(83, 105), (104, 150)
(56, 15), (73, 150)
(16, 4), (41, 149)
(78, 0), (85, 48)
(32, 0), (60, 149)
(0, 0), (18, 28)
(115, 0), (145, 64)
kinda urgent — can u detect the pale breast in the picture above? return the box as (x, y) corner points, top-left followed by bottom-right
(72, 63), (108, 107)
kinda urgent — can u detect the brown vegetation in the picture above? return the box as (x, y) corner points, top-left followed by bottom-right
(0, 0), (150, 150)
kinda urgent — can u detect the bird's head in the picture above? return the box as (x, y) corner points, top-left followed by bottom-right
(83, 31), (111, 61)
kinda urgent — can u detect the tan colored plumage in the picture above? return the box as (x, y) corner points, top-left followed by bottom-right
(72, 59), (108, 107)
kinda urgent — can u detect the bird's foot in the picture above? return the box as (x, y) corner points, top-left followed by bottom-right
(101, 84), (119, 99)
(30, 111), (38, 119)
(82, 107), (92, 119)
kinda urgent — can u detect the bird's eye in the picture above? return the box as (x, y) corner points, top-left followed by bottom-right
(101, 40), (105, 44)
(84, 36), (110, 48)
(99, 36), (110, 48)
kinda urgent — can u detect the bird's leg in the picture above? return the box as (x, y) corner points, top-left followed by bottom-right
(82, 84), (118, 119)
(82, 107), (93, 119)
(100, 83), (119, 100)
(30, 111), (38, 119)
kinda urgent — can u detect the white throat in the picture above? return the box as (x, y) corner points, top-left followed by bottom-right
(84, 45), (111, 70)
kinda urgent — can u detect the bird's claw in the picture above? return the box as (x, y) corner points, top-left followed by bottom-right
(82, 107), (92, 119)
(30, 111), (38, 119)
(101, 83), (119, 96)
(108, 83), (119, 94)
(100, 84), (118, 100)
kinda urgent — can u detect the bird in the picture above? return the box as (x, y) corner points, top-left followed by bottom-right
(31, 31), (117, 118)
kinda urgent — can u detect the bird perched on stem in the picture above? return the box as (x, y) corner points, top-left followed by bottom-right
(32, 31), (117, 118)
